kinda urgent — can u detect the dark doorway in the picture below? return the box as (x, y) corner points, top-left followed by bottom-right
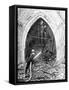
(25, 18), (56, 64)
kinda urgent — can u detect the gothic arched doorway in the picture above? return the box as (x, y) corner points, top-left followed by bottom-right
(25, 18), (57, 81)
(25, 18), (56, 64)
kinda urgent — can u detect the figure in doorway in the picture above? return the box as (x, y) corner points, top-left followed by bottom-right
(25, 49), (36, 81)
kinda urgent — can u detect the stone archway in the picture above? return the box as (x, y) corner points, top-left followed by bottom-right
(22, 11), (59, 63)
(18, 9), (65, 80)
(25, 17), (56, 64)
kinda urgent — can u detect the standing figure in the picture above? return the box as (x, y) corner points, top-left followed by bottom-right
(25, 49), (35, 80)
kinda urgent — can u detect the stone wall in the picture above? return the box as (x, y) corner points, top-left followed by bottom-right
(18, 8), (65, 65)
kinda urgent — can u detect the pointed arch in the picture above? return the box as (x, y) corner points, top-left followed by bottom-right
(22, 11), (57, 63)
